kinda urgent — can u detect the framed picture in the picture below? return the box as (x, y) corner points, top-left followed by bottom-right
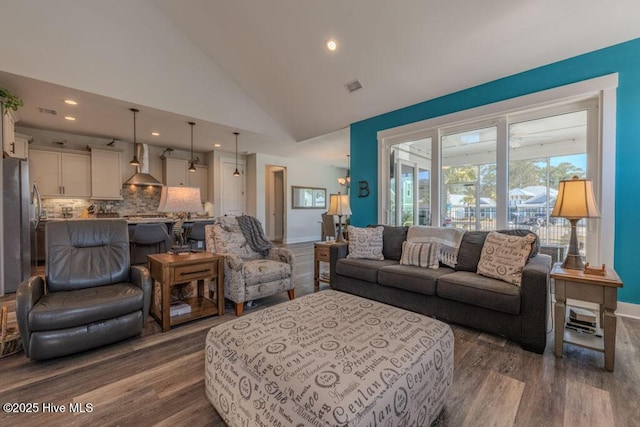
(292, 186), (326, 209)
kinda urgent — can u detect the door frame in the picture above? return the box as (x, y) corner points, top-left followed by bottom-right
(265, 165), (286, 241)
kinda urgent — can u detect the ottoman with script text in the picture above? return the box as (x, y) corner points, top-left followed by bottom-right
(205, 290), (454, 426)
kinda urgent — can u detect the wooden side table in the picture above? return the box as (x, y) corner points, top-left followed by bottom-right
(314, 242), (332, 291)
(148, 252), (225, 332)
(551, 264), (623, 371)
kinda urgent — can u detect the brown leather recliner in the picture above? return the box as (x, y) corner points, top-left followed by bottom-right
(16, 220), (152, 360)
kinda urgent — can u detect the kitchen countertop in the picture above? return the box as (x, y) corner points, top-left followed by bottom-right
(42, 217), (217, 224)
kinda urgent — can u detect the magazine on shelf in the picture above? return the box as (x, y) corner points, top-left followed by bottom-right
(170, 300), (192, 317)
(569, 307), (597, 323)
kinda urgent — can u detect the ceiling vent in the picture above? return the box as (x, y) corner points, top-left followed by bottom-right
(38, 107), (57, 115)
(344, 79), (363, 94)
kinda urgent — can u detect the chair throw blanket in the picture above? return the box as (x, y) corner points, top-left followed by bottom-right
(407, 226), (465, 268)
(236, 215), (274, 256)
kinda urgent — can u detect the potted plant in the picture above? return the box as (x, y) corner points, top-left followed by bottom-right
(0, 86), (23, 114)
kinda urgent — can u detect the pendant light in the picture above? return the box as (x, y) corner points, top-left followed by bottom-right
(188, 121), (197, 172)
(338, 154), (351, 187)
(233, 132), (240, 177)
(129, 108), (140, 166)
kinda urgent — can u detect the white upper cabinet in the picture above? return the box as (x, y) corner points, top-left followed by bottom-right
(29, 149), (91, 198)
(2, 110), (28, 158)
(91, 148), (123, 200)
(163, 157), (208, 201)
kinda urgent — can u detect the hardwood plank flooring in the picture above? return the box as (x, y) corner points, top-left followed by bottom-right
(1, 241), (639, 426)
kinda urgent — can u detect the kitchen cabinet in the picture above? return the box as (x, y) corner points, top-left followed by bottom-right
(2, 110), (28, 158)
(12, 133), (30, 159)
(163, 158), (208, 201)
(29, 149), (91, 197)
(91, 147), (123, 200)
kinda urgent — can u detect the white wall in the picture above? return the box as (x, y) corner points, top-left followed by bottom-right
(0, 0), (290, 141)
(251, 153), (346, 243)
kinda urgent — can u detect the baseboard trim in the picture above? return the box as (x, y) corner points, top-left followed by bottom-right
(284, 236), (320, 244)
(617, 302), (640, 320)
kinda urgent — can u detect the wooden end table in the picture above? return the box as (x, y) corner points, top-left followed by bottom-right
(551, 264), (623, 371)
(148, 252), (225, 332)
(314, 242), (332, 291)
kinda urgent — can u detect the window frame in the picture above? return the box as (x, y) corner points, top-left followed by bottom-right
(378, 74), (617, 266)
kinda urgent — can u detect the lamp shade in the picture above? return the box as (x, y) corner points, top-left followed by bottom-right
(327, 192), (352, 216)
(157, 186), (202, 213)
(550, 176), (600, 220)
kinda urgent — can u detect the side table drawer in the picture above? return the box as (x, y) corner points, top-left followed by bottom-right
(173, 262), (216, 282)
(316, 248), (330, 262)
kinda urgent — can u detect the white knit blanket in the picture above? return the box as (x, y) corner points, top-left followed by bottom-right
(407, 226), (465, 267)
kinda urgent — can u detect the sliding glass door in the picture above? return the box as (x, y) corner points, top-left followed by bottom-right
(387, 137), (432, 226)
(441, 124), (497, 231)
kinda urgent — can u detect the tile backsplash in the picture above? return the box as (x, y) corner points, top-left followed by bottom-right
(41, 185), (167, 218)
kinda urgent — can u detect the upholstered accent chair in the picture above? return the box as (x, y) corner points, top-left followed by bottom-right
(16, 220), (152, 360)
(205, 216), (295, 316)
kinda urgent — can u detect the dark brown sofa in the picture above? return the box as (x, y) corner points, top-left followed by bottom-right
(330, 227), (551, 353)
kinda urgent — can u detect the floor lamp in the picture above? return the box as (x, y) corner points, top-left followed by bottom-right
(550, 176), (600, 270)
(327, 192), (352, 243)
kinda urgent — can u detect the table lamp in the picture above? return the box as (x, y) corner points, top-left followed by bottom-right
(157, 186), (202, 253)
(550, 176), (600, 270)
(327, 192), (352, 243)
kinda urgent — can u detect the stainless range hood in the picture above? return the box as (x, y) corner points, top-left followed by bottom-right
(125, 143), (162, 186)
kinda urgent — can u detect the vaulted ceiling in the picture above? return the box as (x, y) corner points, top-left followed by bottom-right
(1, 0), (639, 165)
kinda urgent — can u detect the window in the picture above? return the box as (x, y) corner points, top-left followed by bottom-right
(378, 75), (616, 266)
(442, 124), (497, 231)
(387, 137), (432, 226)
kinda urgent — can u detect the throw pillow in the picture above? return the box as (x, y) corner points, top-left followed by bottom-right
(476, 231), (536, 286)
(368, 224), (409, 261)
(400, 241), (439, 269)
(347, 225), (384, 260)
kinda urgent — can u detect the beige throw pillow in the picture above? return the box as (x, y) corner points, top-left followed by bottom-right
(477, 231), (536, 286)
(400, 241), (439, 269)
(347, 225), (384, 260)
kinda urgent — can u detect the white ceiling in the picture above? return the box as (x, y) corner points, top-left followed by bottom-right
(2, 0), (639, 166)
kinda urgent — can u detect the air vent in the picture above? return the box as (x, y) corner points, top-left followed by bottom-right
(38, 107), (57, 115)
(344, 79), (363, 93)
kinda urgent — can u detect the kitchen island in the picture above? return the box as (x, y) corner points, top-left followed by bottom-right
(33, 217), (216, 264)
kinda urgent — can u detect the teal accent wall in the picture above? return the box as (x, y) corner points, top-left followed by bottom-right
(350, 37), (640, 304)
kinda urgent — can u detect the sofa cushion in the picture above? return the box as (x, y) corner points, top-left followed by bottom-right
(29, 283), (144, 331)
(437, 271), (521, 314)
(455, 231), (488, 272)
(243, 259), (292, 287)
(368, 225), (409, 261)
(400, 241), (439, 269)
(347, 226), (384, 260)
(477, 231), (536, 286)
(455, 229), (540, 272)
(379, 264), (455, 296)
(335, 258), (398, 283)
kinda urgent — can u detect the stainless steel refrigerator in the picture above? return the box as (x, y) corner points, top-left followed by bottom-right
(2, 157), (32, 293)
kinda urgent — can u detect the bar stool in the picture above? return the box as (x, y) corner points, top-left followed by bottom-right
(187, 221), (213, 251)
(130, 223), (172, 264)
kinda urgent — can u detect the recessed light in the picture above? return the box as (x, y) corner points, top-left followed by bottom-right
(64, 99), (77, 105)
(64, 116), (76, 121)
(150, 132), (160, 136)
(326, 39), (337, 51)
(214, 143), (221, 147)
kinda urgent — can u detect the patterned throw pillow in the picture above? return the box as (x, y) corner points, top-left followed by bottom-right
(476, 231), (536, 286)
(347, 225), (384, 260)
(400, 241), (439, 269)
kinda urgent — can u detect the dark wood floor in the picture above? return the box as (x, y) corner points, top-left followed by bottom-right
(1, 242), (639, 426)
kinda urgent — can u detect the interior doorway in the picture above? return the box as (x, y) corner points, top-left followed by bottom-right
(266, 165), (286, 241)
(220, 158), (246, 216)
